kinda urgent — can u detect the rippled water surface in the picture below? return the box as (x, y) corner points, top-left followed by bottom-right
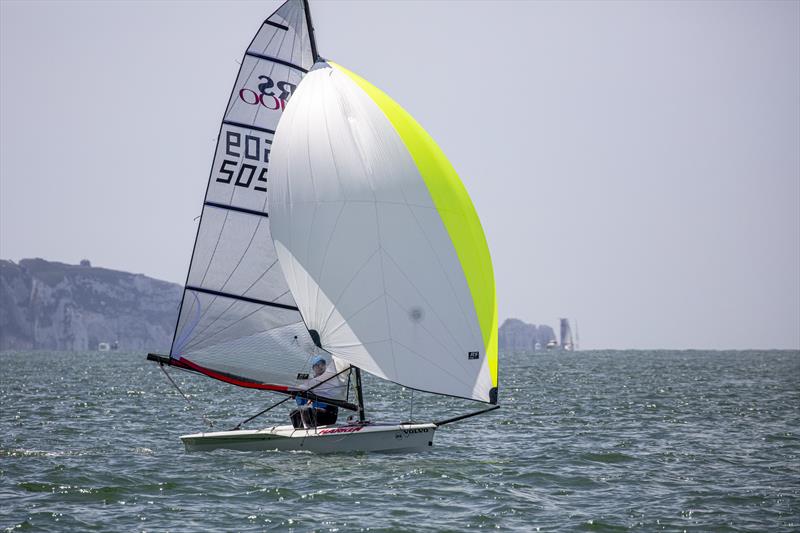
(2, 350), (798, 531)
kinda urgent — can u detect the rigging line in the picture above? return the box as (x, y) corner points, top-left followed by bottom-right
(160, 364), (214, 429)
(366, 367), (492, 406)
(408, 389), (414, 423)
(293, 364), (353, 407)
(230, 394), (291, 430)
(434, 405), (500, 427)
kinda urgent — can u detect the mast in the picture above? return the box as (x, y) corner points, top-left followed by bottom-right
(354, 367), (366, 422)
(303, 0), (320, 62)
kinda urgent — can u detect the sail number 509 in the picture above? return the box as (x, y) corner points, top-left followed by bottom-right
(216, 131), (271, 192)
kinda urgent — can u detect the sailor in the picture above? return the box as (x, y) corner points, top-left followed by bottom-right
(289, 356), (339, 429)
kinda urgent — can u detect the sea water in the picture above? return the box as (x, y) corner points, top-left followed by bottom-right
(1, 350), (798, 531)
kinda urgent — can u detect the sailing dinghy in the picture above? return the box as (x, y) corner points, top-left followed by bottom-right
(148, 0), (498, 453)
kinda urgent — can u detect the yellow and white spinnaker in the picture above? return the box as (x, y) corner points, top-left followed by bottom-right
(269, 61), (497, 403)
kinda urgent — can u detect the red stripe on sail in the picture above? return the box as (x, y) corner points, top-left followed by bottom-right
(177, 357), (290, 392)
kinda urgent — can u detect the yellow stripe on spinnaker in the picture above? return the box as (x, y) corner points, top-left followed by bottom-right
(330, 62), (498, 390)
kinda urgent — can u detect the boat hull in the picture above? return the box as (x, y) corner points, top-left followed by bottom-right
(180, 423), (437, 453)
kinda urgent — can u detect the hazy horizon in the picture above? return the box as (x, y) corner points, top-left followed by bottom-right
(1, 0), (798, 350)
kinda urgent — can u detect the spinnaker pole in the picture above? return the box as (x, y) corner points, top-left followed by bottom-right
(434, 405), (500, 427)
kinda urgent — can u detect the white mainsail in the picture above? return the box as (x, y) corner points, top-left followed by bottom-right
(169, 0), (346, 400)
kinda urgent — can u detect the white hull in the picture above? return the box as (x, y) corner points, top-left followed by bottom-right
(181, 423), (437, 453)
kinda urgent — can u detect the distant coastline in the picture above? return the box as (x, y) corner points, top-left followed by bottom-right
(0, 258), (180, 352)
(1, 257), (564, 353)
(498, 318), (557, 352)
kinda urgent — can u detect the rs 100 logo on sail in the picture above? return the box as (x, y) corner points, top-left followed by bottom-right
(238, 75), (297, 110)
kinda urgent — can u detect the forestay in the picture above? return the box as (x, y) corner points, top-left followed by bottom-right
(268, 61), (498, 404)
(170, 0), (346, 401)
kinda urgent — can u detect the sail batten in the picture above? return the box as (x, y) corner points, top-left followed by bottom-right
(221, 120), (276, 135)
(264, 20), (290, 31)
(183, 286), (299, 311)
(203, 202), (270, 218)
(244, 52), (308, 73)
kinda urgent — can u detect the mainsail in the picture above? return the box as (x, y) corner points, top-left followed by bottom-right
(268, 61), (498, 404)
(169, 0), (346, 401)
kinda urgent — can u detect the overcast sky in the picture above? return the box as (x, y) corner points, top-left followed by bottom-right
(1, 0), (798, 350)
